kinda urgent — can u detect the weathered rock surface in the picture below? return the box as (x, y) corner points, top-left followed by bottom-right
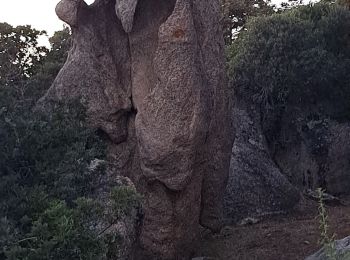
(305, 236), (350, 260)
(224, 81), (350, 223)
(115, 0), (138, 33)
(39, 0), (232, 259)
(224, 101), (300, 223)
(274, 108), (350, 195)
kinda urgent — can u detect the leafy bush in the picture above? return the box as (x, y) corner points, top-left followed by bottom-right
(0, 26), (140, 259)
(229, 2), (350, 121)
(316, 188), (350, 260)
(0, 23), (48, 83)
(0, 90), (141, 259)
(0, 97), (107, 259)
(4, 199), (106, 260)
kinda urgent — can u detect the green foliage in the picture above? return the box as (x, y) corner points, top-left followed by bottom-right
(0, 23), (49, 84)
(222, 0), (275, 44)
(0, 96), (108, 259)
(0, 25), (71, 113)
(317, 188), (337, 260)
(0, 25), (139, 260)
(221, 0), (307, 45)
(316, 188), (350, 260)
(228, 2), (350, 122)
(4, 199), (106, 260)
(47, 26), (71, 64)
(42, 26), (71, 78)
(111, 186), (142, 219)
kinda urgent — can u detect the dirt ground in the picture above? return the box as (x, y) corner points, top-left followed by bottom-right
(196, 197), (350, 260)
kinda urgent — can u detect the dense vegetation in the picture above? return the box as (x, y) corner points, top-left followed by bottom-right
(0, 24), (140, 260)
(222, 0), (275, 44)
(229, 2), (350, 124)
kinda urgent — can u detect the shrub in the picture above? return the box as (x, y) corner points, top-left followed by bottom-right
(229, 2), (350, 122)
(0, 27), (140, 259)
(0, 95), (142, 259)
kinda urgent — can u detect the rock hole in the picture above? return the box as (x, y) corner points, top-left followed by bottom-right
(83, 0), (96, 5)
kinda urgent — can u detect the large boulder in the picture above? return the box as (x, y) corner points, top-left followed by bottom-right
(224, 97), (350, 223)
(39, 0), (233, 259)
(274, 106), (350, 195)
(224, 101), (300, 223)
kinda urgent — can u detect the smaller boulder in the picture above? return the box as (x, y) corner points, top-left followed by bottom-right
(224, 103), (300, 223)
(305, 236), (350, 260)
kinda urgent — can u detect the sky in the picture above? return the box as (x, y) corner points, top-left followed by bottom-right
(0, 0), (295, 43)
(0, 0), (94, 33)
(1, 0), (65, 35)
(0, 0), (95, 46)
(0, 0), (283, 36)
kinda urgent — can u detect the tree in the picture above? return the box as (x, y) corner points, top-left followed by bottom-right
(0, 23), (48, 84)
(0, 23), (106, 257)
(228, 2), (350, 126)
(0, 24), (139, 259)
(45, 26), (71, 70)
(0, 25), (71, 114)
(221, 0), (311, 45)
(221, 0), (275, 44)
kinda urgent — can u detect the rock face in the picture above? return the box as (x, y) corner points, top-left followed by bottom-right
(305, 236), (350, 260)
(115, 0), (138, 33)
(274, 107), (350, 195)
(39, 0), (233, 259)
(224, 90), (350, 223)
(224, 101), (300, 223)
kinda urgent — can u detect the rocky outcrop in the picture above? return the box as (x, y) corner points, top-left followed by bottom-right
(224, 101), (300, 223)
(305, 236), (350, 260)
(224, 91), (350, 223)
(115, 0), (138, 33)
(39, 0), (232, 259)
(274, 109), (350, 195)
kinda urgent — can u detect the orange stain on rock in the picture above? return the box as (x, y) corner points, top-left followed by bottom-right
(173, 28), (185, 38)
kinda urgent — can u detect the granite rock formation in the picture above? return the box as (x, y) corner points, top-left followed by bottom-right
(224, 86), (350, 223)
(39, 0), (233, 259)
(224, 100), (300, 223)
(273, 107), (350, 196)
